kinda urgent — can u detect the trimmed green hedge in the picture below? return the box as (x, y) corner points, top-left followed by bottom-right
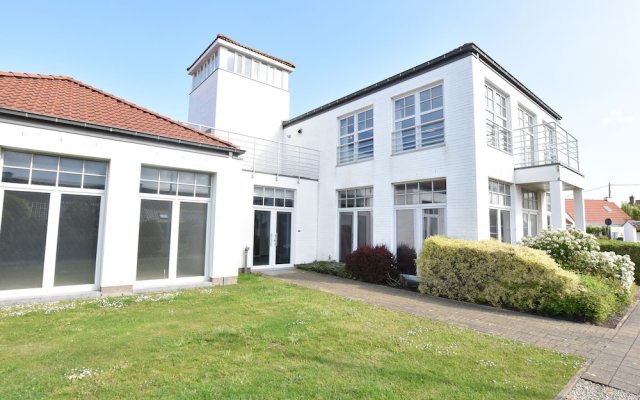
(598, 239), (640, 284)
(296, 261), (353, 279)
(417, 236), (631, 323)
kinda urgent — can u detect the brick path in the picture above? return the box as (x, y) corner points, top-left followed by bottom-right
(264, 269), (640, 395)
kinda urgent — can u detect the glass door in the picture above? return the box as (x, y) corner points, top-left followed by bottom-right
(253, 210), (271, 266)
(253, 209), (293, 268)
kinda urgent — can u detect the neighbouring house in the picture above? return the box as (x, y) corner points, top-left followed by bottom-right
(0, 72), (245, 300)
(565, 199), (630, 238)
(623, 220), (640, 242)
(1, 36), (588, 300)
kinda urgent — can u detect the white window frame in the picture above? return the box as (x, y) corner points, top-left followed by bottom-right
(486, 84), (511, 153)
(393, 179), (446, 253)
(522, 190), (539, 237)
(488, 179), (512, 242)
(0, 150), (107, 297)
(518, 106), (536, 166)
(135, 167), (213, 287)
(337, 187), (373, 260)
(337, 108), (374, 165)
(392, 83), (444, 154)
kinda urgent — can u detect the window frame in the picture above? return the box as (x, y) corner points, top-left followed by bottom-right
(135, 166), (213, 285)
(337, 187), (373, 261)
(485, 84), (512, 153)
(0, 150), (107, 294)
(488, 178), (512, 243)
(392, 83), (445, 154)
(337, 108), (374, 165)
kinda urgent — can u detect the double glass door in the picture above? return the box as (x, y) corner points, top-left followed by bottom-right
(253, 210), (292, 268)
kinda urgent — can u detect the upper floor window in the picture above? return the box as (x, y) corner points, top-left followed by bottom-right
(486, 85), (511, 153)
(139, 167), (211, 198)
(192, 51), (220, 90)
(225, 51), (288, 90)
(338, 109), (374, 164)
(2, 150), (107, 190)
(392, 84), (444, 153)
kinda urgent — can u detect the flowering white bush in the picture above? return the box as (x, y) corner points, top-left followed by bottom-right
(522, 228), (600, 269)
(523, 229), (635, 292)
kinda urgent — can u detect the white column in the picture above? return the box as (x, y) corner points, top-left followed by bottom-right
(513, 186), (524, 241)
(549, 180), (565, 230)
(572, 188), (586, 231)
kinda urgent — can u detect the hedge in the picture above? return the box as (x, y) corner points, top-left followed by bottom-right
(345, 244), (398, 284)
(295, 261), (352, 279)
(598, 239), (640, 285)
(417, 236), (629, 323)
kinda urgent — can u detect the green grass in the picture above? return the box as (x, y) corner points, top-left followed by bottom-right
(0, 274), (582, 399)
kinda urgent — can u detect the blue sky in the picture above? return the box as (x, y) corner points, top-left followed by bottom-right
(1, 1), (639, 204)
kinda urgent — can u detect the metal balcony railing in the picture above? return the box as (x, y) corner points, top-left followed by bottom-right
(512, 122), (579, 172)
(184, 122), (320, 180)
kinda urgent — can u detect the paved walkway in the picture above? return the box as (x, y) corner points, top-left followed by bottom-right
(264, 269), (640, 395)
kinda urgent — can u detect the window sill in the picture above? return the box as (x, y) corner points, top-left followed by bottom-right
(391, 142), (445, 157)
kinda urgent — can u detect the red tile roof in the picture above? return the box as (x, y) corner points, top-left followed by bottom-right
(187, 34), (295, 72)
(566, 199), (631, 226)
(0, 72), (239, 152)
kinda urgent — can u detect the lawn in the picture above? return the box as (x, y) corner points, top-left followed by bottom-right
(0, 274), (581, 399)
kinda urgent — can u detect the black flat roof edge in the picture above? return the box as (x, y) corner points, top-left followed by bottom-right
(0, 108), (245, 156)
(283, 43), (561, 127)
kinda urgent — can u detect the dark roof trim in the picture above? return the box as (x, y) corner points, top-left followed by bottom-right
(187, 34), (295, 73)
(0, 108), (245, 156)
(283, 43), (562, 127)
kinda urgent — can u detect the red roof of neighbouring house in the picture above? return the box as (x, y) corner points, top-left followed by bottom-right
(0, 72), (239, 152)
(566, 199), (631, 226)
(187, 34), (295, 72)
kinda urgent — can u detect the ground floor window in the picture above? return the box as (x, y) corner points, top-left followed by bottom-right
(395, 207), (445, 255)
(0, 150), (106, 291)
(394, 179), (446, 255)
(136, 167), (211, 281)
(338, 187), (372, 262)
(489, 208), (511, 242)
(523, 211), (538, 237)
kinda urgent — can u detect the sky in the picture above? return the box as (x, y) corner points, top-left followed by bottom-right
(1, 0), (639, 205)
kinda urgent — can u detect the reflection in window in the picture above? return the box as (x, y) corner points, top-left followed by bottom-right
(136, 200), (172, 280)
(0, 191), (50, 290)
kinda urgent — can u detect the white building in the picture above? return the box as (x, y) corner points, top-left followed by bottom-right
(0, 36), (587, 301)
(187, 36), (586, 267)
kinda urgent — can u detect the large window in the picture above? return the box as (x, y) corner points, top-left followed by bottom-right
(338, 187), (373, 262)
(0, 150), (105, 291)
(338, 109), (374, 164)
(518, 107), (536, 166)
(393, 84), (444, 153)
(488, 179), (511, 243)
(136, 166), (211, 281)
(486, 85), (511, 152)
(394, 179), (446, 255)
(522, 190), (539, 238)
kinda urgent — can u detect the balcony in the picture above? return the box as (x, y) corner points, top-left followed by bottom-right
(184, 123), (320, 180)
(512, 122), (580, 173)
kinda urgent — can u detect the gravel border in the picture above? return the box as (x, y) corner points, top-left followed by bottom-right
(565, 379), (639, 400)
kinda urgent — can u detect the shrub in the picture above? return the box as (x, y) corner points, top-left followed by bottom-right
(295, 261), (352, 279)
(598, 239), (640, 285)
(396, 245), (417, 275)
(586, 226), (609, 237)
(418, 236), (578, 312)
(543, 275), (621, 324)
(522, 228), (600, 270)
(345, 244), (398, 284)
(523, 229), (635, 292)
